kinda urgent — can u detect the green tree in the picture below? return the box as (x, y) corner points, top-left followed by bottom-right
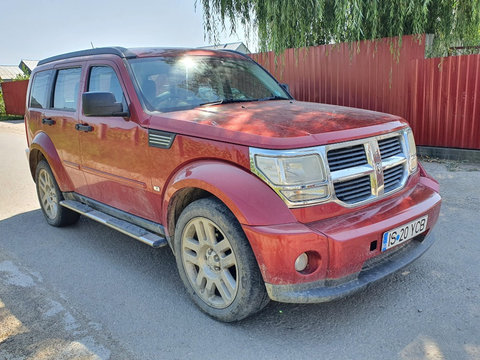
(198, 0), (480, 55)
(0, 90), (5, 115)
(15, 64), (30, 80)
(14, 73), (30, 81)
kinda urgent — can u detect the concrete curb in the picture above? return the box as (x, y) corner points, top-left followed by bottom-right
(417, 146), (480, 163)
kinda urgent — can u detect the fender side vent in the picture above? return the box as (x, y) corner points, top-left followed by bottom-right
(148, 130), (176, 149)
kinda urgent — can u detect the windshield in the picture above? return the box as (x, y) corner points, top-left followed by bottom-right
(128, 55), (290, 112)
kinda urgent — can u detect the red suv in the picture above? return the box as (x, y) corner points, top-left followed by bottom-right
(25, 47), (441, 321)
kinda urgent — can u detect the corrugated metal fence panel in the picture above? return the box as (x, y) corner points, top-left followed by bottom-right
(252, 35), (480, 150)
(252, 36), (423, 120)
(2, 80), (29, 115)
(413, 55), (480, 149)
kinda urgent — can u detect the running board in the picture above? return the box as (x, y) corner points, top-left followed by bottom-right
(60, 200), (168, 248)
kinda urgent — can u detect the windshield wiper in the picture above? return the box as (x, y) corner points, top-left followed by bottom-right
(198, 96), (289, 107)
(256, 96), (290, 101)
(198, 99), (254, 107)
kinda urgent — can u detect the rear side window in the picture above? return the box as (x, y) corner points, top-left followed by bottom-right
(29, 70), (53, 109)
(53, 68), (82, 111)
(88, 66), (127, 111)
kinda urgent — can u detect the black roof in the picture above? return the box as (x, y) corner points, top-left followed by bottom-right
(38, 47), (137, 66)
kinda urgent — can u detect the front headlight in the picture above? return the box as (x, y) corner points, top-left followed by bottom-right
(405, 128), (418, 173)
(250, 149), (330, 206)
(255, 154), (325, 185)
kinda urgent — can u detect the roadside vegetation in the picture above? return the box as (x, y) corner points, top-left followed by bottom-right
(0, 90), (4, 115)
(0, 115), (24, 121)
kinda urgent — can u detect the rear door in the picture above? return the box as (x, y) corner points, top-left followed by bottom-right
(78, 60), (156, 220)
(26, 69), (54, 145)
(39, 63), (88, 193)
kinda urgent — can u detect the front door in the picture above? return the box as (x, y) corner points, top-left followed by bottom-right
(78, 61), (156, 220)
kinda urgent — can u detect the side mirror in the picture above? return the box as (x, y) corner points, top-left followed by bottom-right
(280, 83), (291, 95)
(82, 92), (128, 117)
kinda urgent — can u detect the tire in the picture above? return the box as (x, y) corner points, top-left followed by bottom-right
(35, 160), (80, 227)
(174, 197), (269, 322)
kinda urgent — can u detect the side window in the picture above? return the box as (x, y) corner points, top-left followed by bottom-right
(29, 70), (53, 109)
(88, 66), (127, 111)
(53, 68), (82, 111)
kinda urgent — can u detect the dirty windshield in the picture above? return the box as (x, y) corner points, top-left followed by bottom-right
(128, 55), (290, 112)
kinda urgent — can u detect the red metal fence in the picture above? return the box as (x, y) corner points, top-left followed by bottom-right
(252, 35), (480, 150)
(411, 55), (480, 149)
(1, 80), (29, 116)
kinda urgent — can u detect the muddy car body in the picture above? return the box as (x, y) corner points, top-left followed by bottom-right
(25, 47), (441, 321)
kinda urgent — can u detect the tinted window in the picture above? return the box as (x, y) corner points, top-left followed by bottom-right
(30, 70), (53, 109)
(88, 66), (127, 111)
(53, 68), (81, 111)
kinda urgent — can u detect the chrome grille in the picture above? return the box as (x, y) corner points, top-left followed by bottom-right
(334, 175), (371, 203)
(384, 164), (405, 193)
(327, 145), (368, 171)
(379, 136), (402, 159)
(328, 131), (408, 206)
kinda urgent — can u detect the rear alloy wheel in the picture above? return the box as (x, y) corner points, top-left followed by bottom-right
(37, 167), (59, 219)
(35, 160), (79, 227)
(174, 197), (269, 322)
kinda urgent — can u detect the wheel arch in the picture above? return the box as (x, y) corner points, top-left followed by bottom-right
(166, 187), (214, 251)
(29, 132), (74, 191)
(29, 148), (46, 180)
(163, 160), (296, 246)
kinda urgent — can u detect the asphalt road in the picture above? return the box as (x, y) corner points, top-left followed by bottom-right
(0, 120), (479, 360)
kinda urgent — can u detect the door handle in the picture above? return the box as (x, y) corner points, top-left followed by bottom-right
(42, 118), (55, 126)
(75, 123), (94, 132)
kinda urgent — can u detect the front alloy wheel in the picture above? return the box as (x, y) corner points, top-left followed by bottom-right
(174, 197), (269, 322)
(181, 217), (238, 309)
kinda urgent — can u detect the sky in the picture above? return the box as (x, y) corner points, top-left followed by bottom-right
(0, 0), (251, 65)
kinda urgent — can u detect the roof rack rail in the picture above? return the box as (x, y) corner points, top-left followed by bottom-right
(221, 49), (251, 59)
(38, 47), (137, 66)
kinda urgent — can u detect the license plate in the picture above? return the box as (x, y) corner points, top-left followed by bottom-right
(381, 215), (428, 252)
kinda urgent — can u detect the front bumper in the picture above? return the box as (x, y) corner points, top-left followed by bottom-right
(242, 175), (441, 303)
(265, 232), (435, 303)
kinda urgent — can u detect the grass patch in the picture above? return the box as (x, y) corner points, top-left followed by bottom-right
(0, 114), (24, 121)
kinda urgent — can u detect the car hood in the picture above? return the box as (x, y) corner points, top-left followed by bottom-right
(147, 100), (408, 149)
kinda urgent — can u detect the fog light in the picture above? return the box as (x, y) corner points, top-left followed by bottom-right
(294, 253), (308, 272)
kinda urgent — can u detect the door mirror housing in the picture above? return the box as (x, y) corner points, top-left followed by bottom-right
(82, 92), (129, 117)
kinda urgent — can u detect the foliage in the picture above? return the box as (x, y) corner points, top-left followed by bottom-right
(0, 114), (24, 121)
(14, 69), (30, 81)
(0, 90), (4, 115)
(198, 0), (480, 55)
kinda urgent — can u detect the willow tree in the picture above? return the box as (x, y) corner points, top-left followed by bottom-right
(198, 0), (480, 55)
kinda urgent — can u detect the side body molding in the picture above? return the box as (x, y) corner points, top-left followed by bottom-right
(162, 160), (297, 230)
(29, 131), (74, 191)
